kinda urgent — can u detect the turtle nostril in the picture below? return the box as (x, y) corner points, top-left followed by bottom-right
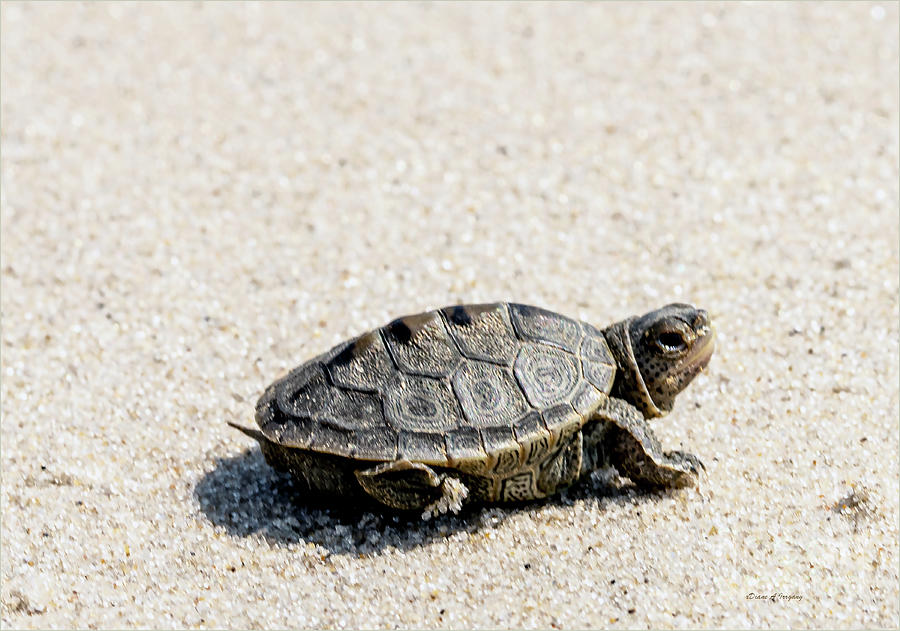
(693, 310), (709, 329)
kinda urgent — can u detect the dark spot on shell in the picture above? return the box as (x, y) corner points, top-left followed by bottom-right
(330, 343), (356, 367)
(387, 319), (412, 344)
(448, 306), (472, 326)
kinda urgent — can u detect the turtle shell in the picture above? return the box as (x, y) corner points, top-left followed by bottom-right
(255, 303), (617, 473)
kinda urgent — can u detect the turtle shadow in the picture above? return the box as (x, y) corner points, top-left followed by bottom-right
(194, 449), (489, 554)
(194, 448), (666, 555)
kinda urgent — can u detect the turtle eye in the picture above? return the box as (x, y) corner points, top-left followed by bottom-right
(656, 331), (687, 353)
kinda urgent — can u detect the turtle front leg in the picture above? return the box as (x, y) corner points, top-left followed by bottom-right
(594, 398), (704, 488)
(355, 460), (469, 519)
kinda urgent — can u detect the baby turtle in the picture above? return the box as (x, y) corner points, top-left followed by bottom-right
(231, 303), (715, 517)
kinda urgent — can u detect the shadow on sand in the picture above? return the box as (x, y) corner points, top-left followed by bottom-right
(194, 446), (658, 556)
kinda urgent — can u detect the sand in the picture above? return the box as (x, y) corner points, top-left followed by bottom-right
(1, 2), (898, 628)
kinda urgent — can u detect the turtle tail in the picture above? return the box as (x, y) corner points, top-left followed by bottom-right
(227, 421), (268, 444)
(228, 421), (297, 476)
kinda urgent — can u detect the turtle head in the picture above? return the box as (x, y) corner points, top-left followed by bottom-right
(604, 304), (715, 417)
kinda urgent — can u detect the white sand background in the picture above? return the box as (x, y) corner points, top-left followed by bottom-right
(2, 2), (898, 628)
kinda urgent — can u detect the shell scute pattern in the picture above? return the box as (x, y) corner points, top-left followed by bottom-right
(308, 423), (354, 455)
(579, 323), (617, 392)
(444, 427), (486, 463)
(512, 411), (546, 441)
(326, 331), (394, 391)
(279, 363), (384, 432)
(571, 381), (606, 417)
(513, 343), (581, 408)
(262, 364), (320, 447)
(273, 366), (383, 457)
(271, 409), (317, 449)
(277, 362), (329, 418)
(316, 390), (383, 432)
(513, 412), (553, 465)
(398, 431), (447, 463)
(347, 428), (398, 461)
(508, 303), (583, 353)
(481, 426), (524, 474)
(440, 303), (519, 365)
(383, 374), (463, 433)
(451, 361), (530, 428)
(264, 302), (619, 465)
(383, 311), (462, 377)
(541, 403), (582, 444)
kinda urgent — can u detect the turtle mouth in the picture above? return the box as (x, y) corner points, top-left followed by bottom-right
(686, 324), (716, 372)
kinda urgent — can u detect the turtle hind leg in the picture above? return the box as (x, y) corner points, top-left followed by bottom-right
(355, 460), (469, 519)
(599, 400), (704, 489)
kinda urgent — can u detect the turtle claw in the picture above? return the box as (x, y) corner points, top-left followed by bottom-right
(421, 477), (469, 521)
(660, 450), (705, 487)
(667, 450), (705, 474)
